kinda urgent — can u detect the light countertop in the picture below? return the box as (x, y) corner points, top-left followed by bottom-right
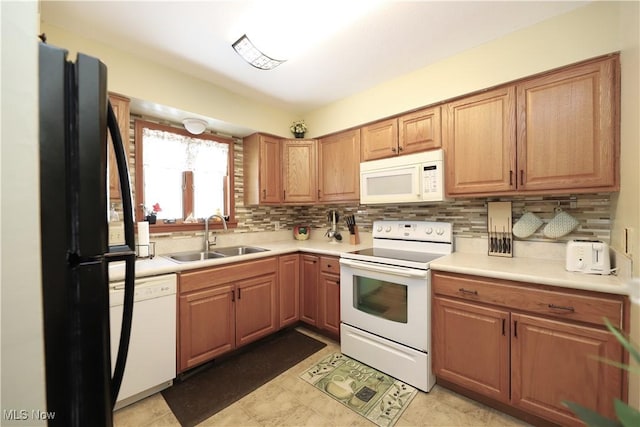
(431, 252), (629, 296)
(109, 234), (632, 298)
(108, 238), (371, 282)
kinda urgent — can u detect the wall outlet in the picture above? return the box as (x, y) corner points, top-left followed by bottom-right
(109, 223), (125, 244)
(274, 221), (280, 231)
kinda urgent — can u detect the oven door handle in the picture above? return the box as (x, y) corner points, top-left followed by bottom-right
(339, 258), (428, 278)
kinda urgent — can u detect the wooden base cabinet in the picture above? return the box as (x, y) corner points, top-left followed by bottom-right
(179, 284), (235, 371)
(319, 256), (341, 336)
(300, 254), (341, 337)
(278, 254), (300, 328)
(432, 271), (626, 426)
(300, 254), (319, 325)
(178, 257), (277, 372)
(433, 297), (510, 403)
(511, 313), (622, 425)
(235, 274), (278, 347)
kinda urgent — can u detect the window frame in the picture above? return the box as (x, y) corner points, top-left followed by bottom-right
(134, 119), (236, 232)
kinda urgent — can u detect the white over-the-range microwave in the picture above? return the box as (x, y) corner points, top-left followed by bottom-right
(360, 149), (445, 204)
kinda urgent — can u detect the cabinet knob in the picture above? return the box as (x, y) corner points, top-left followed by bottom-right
(391, 147), (397, 153)
(262, 189), (266, 198)
(398, 146), (403, 152)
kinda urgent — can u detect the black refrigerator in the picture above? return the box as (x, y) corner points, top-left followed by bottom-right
(39, 42), (136, 426)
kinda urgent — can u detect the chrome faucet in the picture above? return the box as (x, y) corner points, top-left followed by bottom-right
(204, 214), (227, 251)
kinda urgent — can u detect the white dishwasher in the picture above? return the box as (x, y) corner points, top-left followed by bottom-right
(109, 273), (177, 410)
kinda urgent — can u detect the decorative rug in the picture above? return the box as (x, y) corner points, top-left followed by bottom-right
(162, 329), (326, 427)
(299, 353), (418, 427)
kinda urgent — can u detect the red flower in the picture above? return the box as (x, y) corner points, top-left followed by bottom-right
(152, 203), (162, 213)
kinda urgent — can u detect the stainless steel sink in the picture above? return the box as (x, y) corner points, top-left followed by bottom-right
(166, 246), (269, 263)
(211, 246), (269, 257)
(168, 251), (226, 263)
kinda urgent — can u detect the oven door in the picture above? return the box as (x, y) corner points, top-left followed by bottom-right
(339, 258), (430, 351)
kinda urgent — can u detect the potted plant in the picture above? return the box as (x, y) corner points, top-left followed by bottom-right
(142, 203), (161, 224)
(290, 120), (307, 138)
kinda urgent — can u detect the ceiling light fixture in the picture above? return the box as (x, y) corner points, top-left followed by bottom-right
(182, 118), (207, 135)
(232, 34), (286, 70)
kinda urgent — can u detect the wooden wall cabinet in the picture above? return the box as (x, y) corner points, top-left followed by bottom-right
(516, 58), (618, 192)
(318, 129), (361, 203)
(107, 93), (130, 200)
(177, 257), (277, 372)
(243, 133), (282, 205)
(282, 139), (317, 203)
(361, 107), (441, 161)
(444, 55), (619, 197)
(432, 271), (626, 426)
(278, 254), (300, 328)
(443, 87), (516, 196)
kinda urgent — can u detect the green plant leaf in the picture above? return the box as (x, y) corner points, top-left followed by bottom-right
(562, 401), (621, 427)
(604, 318), (640, 364)
(614, 399), (640, 427)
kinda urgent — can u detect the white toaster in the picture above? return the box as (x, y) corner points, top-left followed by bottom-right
(566, 240), (611, 275)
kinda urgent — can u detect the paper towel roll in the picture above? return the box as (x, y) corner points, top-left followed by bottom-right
(137, 221), (150, 257)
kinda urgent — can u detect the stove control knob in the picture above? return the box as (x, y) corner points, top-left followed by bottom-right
(436, 228), (445, 235)
(385, 226), (392, 232)
(376, 225), (383, 232)
(425, 227), (433, 235)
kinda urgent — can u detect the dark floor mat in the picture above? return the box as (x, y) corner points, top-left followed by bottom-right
(161, 329), (327, 427)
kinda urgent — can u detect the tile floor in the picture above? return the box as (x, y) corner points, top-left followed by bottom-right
(114, 328), (530, 427)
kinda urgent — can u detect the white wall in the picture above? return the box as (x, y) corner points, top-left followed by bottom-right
(1, 1), (47, 425)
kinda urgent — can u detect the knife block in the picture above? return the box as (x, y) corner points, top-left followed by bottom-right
(349, 226), (360, 245)
(488, 202), (513, 257)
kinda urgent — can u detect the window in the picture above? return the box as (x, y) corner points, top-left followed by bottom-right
(134, 119), (235, 231)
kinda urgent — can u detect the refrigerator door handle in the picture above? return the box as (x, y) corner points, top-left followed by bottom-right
(106, 101), (136, 406)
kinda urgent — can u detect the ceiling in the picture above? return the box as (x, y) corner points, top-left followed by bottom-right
(40, 1), (589, 125)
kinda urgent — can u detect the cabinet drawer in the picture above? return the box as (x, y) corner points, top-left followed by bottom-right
(432, 272), (623, 327)
(180, 257), (277, 294)
(320, 256), (340, 274)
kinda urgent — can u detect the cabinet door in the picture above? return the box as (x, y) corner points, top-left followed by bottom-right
(433, 296), (510, 403)
(260, 135), (282, 203)
(278, 254), (300, 328)
(517, 58), (617, 192)
(361, 118), (399, 161)
(319, 272), (341, 336)
(318, 129), (361, 202)
(443, 86), (516, 196)
(107, 93), (130, 200)
(235, 273), (278, 347)
(282, 139), (317, 203)
(511, 313), (623, 426)
(179, 284), (235, 372)
(300, 254), (319, 325)
(399, 107), (441, 154)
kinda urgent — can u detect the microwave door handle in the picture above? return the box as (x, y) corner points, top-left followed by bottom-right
(340, 259), (428, 278)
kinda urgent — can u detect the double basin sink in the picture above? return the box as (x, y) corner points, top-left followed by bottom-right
(166, 246), (269, 263)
